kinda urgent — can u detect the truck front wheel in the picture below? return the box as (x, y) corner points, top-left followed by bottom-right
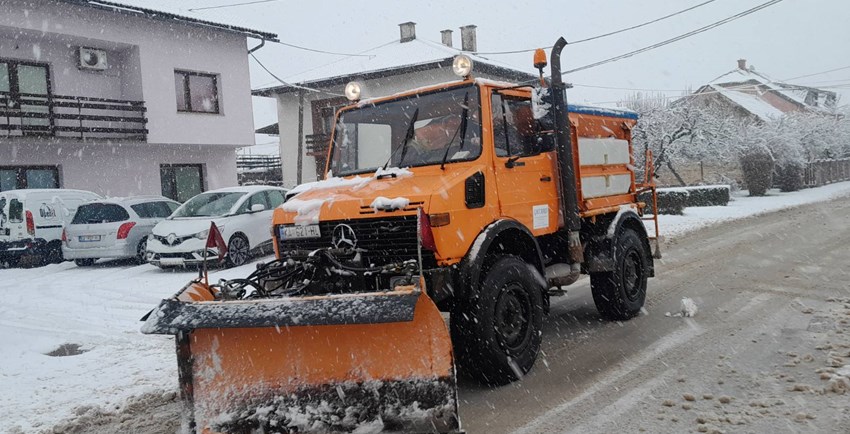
(451, 255), (544, 385)
(590, 228), (648, 320)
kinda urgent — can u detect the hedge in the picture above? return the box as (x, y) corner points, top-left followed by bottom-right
(639, 185), (731, 215)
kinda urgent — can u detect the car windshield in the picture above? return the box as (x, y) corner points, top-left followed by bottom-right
(172, 192), (246, 217)
(329, 85), (481, 176)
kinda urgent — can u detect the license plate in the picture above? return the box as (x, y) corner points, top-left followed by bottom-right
(159, 257), (185, 266)
(79, 235), (101, 242)
(280, 224), (321, 240)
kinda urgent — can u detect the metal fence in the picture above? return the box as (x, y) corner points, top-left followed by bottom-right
(804, 158), (850, 187)
(236, 155), (281, 171)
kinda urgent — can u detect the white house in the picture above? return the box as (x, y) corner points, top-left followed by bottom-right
(253, 23), (536, 187)
(0, 0), (277, 201)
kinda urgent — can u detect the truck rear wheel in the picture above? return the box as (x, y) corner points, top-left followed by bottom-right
(451, 255), (544, 385)
(590, 228), (648, 320)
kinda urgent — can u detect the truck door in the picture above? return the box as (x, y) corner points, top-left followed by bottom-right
(489, 91), (560, 235)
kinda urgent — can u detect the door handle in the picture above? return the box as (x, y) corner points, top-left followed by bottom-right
(540, 176), (552, 182)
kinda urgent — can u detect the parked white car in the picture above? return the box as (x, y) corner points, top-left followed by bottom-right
(62, 196), (180, 266)
(0, 189), (101, 267)
(146, 186), (287, 268)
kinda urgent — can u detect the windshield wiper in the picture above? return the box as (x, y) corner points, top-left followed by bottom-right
(440, 92), (470, 170)
(383, 107), (419, 171)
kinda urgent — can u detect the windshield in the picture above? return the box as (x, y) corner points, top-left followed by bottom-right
(330, 86), (481, 176)
(172, 192), (246, 218)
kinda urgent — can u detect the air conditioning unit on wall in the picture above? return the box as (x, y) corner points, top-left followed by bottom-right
(79, 47), (107, 70)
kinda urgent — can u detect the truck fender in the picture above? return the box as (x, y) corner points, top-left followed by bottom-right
(585, 208), (654, 277)
(457, 219), (545, 302)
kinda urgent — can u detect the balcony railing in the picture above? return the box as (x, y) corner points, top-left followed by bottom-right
(0, 91), (147, 140)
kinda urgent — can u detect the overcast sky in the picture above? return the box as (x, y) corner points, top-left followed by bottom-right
(137, 0), (850, 128)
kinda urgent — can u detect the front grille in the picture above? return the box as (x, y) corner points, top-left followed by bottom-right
(152, 234), (192, 246)
(278, 215), (435, 266)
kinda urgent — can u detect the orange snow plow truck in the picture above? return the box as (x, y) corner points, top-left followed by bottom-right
(142, 38), (659, 433)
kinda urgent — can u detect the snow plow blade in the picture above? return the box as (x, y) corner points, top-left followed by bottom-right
(142, 281), (461, 433)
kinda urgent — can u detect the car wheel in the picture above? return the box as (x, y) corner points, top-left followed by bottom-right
(451, 255), (545, 385)
(590, 228), (649, 321)
(136, 237), (148, 265)
(74, 258), (97, 267)
(226, 234), (250, 268)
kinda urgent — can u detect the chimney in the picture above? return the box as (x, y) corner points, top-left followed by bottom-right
(440, 29), (453, 47)
(737, 59), (747, 70)
(460, 25), (477, 52)
(399, 22), (416, 43)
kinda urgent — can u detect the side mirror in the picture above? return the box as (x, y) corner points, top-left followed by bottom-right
(250, 204), (266, 213)
(532, 84), (556, 132)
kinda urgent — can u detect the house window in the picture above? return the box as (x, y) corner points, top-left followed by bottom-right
(0, 166), (60, 191)
(174, 70), (219, 113)
(160, 164), (204, 202)
(0, 59), (52, 133)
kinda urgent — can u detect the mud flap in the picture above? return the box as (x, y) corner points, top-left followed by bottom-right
(142, 282), (461, 433)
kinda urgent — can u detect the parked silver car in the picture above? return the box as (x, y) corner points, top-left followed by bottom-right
(62, 196), (180, 266)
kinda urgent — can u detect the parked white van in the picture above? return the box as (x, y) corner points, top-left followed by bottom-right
(0, 189), (102, 266)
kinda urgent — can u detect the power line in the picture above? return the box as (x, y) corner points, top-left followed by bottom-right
(587, 82), (850, 105)
(474, 0), (718, 55)
(564, 0), (784, 75)
(269, 39), (374, 57)
(250, 52), (344, 97)
(574, 77), (850, 93)
(783, 65), (850, 82)
(188, 0), (279, 12)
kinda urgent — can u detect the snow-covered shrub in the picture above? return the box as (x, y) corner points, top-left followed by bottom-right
(739, 147), (774, 196)
(683, 185), (731, 207)
(776, 161), (804, 192)
(639, 189), (689, 215)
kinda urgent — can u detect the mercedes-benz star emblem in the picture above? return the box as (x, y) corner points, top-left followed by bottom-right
(166, 233), (177, 246)
(332, 224), (357, 249)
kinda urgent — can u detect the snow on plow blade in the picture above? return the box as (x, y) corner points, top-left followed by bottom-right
(142, 281), (461, 433)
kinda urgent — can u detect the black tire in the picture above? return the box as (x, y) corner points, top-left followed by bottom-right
(136, 237), (148, 265)
(451, 255), (544, 385)
(590, 228), (649, 321)
(226, 234), (250, 268)
(74, 258), (96, 267)
(44, 242), (64, 265)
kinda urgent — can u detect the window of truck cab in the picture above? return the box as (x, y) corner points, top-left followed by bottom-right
(329, 85), (482, 176)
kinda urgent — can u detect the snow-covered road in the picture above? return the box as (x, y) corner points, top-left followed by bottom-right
(1, 181), (849, 433)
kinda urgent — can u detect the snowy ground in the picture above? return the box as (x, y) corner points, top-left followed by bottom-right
(0, 181), (849, 433)
(650, 181), (850, 239)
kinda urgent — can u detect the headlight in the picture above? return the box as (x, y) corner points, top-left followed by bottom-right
(344, 81), (362, 101)
(194, 229), (209, 240)
(452, 55), (473, 77)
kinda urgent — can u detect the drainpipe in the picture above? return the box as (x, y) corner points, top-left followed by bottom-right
(549, 37), (584, 273)
(248, 39), (265, 54)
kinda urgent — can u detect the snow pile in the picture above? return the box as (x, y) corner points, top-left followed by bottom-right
(665, 297), (698, 318)
(286, 167), (413, 200)
(370, 196), (410, 211)
(281, 198), (327, 226)
(680, 298), (698, 317)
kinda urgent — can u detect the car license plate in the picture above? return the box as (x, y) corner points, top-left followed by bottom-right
(79, 235), (102, 242)
(280, 224), (321, 240)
